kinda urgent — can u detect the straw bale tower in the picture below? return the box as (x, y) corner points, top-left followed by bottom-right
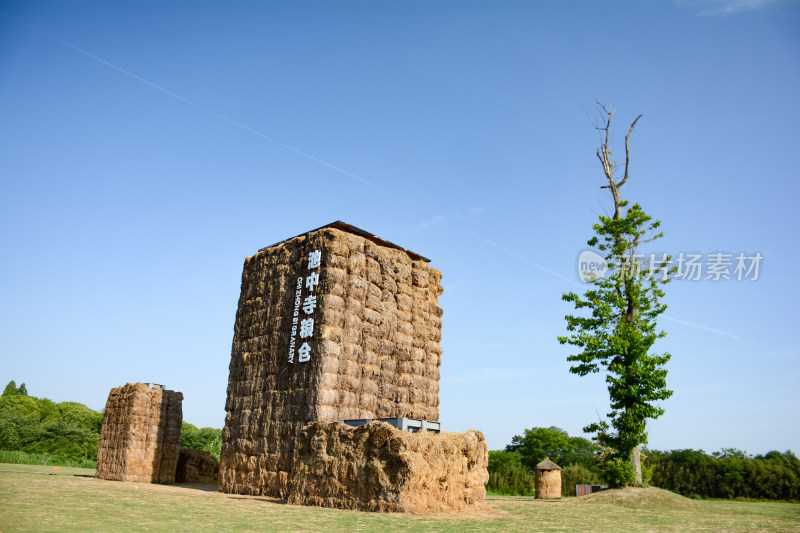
(220, 222), (444, 497)
(95, 382), (183, 484)
(534, 457), (562, 499)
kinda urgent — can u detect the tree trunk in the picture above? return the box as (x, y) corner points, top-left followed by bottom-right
(631, 445), (642, 486)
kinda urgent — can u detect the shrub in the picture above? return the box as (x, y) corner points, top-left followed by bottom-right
(599, 457), (636, 488)
(561, 463), (603, 496)
(486, 450), (535, 496)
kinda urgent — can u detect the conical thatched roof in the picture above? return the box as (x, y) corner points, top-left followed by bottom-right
(535, 457), (562, 471)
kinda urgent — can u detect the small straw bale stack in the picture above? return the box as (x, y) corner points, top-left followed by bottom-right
(288, 421), (489, 513)
(95, 382), (183, 484)
(175, 448), (219, 484)
(534, 457), (562, 499)
(221, 223), (444, 498)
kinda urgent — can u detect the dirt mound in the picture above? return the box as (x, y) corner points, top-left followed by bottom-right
(572, 487), (696, 509)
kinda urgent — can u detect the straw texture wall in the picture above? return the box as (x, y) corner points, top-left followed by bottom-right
(175, 448), (219, 484)
(535, 469), (562, 499)
(288, 421), (488, 513)
(220, 226), (444, 498)
(534, 458), (562, 499)
(95, 383), (183, 484)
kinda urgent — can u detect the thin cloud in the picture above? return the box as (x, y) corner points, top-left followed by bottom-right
(410, 215), (446, 232)
(677, 0), (788, 16)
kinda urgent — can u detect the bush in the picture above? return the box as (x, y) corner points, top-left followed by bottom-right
(486, 450), (535, 496)
(181, 422), (222, 460)
(561, 463), (603, 497)
(599, 457), (636, 488)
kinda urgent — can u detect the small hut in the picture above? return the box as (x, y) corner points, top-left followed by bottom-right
(534, 457), (562, 499)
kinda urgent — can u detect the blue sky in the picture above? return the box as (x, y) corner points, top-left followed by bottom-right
(1, 0), (798, 454)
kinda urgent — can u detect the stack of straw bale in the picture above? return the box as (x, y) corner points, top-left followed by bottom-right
(288, 421), (489, 513)
(534, 457), (562, 499)
(220, 226), (444, 498)
(175, 448), (219, 484)
(95, 382), (183, 484)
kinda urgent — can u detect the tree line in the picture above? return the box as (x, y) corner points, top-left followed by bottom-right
(487, 426), (800, 501)
(647, 448), (800, 501)
(0, 380), (102, 467)
(0, 380), (221, 468)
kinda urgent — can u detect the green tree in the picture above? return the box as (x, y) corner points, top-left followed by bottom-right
(486, 450), (535, 496)
(3, 380), (19, 396)
(180, 422), (222, 460)
(0, 395), (42, 420)
(57, 402), (104, 432)
(488, 450), (525, 472)
(558, 103), (673, 486)
(0, 408), (41, 450)
(506, 427), (574, 469)
(2, 381), (29, 397)
(563, 435), (595, 470)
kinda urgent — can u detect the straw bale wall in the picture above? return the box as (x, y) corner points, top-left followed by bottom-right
(95, 383), (183, 484)
(175, 448), (219, 484)
(288, 421), (488, 513)
(220, 226), (444, 497)
(535, 469), (562, 499)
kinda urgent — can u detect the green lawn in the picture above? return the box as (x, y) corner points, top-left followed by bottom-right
(0, 463), (96, 477)
(1, 466), (798, 532)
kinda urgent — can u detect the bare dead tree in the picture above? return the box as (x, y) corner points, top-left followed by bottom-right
(590, 101), (643, 220)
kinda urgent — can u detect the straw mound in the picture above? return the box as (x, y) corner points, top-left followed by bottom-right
(175, 448), (219, 484)
(288, 421), (489, 513)
(221, 227), (444, 498)
(95, 383), (183, 484)
(573, 487), (696, 508)
(535, 469), (561, 499)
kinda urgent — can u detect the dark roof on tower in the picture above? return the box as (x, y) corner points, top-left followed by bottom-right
(535, 458), (562, 471)
(258, 220), (431, 263)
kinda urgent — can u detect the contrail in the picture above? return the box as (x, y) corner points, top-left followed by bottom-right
(662, 315), (770, 349)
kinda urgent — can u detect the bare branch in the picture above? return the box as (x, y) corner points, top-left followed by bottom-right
(617, 114), (643, 188)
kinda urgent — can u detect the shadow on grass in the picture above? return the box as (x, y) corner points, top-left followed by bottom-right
(170, 483), (288, 505)
(226, 496), (288, 505)
(171, 483), (220, 493)
(486, 496), (533, 502)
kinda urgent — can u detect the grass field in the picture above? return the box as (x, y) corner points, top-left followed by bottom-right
(1, 465), (798, 532)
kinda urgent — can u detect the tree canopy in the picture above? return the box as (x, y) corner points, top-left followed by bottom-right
(505, 426), (593, 470)
(3, 380), (27, 397)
